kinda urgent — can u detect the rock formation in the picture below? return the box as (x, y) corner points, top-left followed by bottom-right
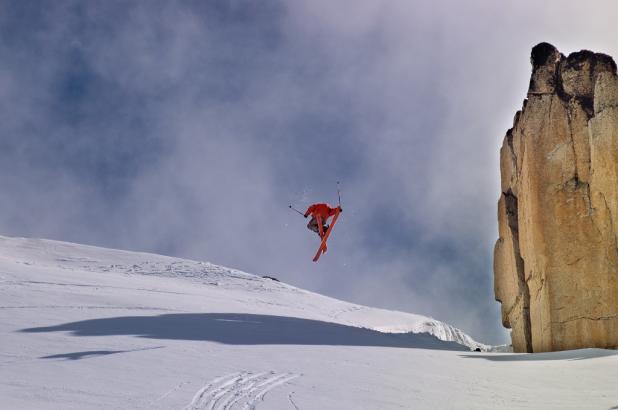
(494, 42), (618, 353)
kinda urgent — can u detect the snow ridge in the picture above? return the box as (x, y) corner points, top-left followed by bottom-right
(374, 320), (488, 351)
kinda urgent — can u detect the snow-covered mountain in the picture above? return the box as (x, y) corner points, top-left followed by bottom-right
(1, 235), (617, 409)
(0, 235), (486, 351)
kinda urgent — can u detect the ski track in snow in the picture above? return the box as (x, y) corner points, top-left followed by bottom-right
(331, 304), (365, 320)
(5, 279), (193, 295)
(0, 305), (175, 311)
(150, 381), (191, 406)
(184, 371), (300, 410)
(287, 392), (301, 410)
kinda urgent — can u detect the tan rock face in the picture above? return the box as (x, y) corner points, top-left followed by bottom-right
(494, 42), (618, 353)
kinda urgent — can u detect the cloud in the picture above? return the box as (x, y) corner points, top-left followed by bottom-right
(2, 1), (618, 344)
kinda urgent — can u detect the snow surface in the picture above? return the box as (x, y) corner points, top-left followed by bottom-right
(1, 235), (618, 409)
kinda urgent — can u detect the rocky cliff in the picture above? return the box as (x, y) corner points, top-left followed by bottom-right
(494, 43), (618, 353)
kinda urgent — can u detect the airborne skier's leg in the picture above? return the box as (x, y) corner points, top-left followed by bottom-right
(307, 217), (319, 233)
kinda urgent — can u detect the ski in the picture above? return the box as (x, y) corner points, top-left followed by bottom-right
(313, 208), (340, 262)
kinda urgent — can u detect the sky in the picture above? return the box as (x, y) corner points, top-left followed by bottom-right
(1, 1), (618, 345)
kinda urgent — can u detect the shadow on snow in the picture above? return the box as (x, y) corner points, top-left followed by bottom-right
(20, 313), (466, 351)
(461, 348), (618, 362)
(40, 346), (164, 361)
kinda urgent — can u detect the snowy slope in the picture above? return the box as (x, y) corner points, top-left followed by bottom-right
(2, 235), (618, 409)
(0, 236), (487, 351)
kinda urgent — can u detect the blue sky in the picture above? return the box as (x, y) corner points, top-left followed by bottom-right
(1, 1), (618, 344)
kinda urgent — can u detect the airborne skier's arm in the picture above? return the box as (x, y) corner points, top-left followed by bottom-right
(304, 205), (315, 218)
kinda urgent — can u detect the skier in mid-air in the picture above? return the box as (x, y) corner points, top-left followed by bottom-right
(289, 183), (343, 262)
(304, 203), (341, 238)
(301, 202), (342, 261)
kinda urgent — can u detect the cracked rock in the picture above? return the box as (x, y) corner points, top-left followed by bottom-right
(494, 43), (618, 353)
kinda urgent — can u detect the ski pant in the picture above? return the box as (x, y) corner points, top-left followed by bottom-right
(307, 217), (328, 235)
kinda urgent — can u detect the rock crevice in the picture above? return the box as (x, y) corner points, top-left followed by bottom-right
(494, 43), (618, 353)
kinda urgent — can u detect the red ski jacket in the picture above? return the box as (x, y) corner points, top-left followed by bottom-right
(304, 203), (339, 219)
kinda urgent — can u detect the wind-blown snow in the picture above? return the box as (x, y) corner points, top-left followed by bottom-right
(1, 235), (618, 409)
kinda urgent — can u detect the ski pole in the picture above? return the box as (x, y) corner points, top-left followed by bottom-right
(337, 181), (342, 208)
(289, 205), (304, 216)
